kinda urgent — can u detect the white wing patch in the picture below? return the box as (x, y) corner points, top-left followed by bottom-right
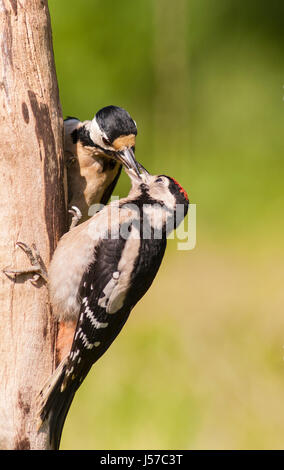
(98, 226), (141, 314)
(98, 271), (120, 312)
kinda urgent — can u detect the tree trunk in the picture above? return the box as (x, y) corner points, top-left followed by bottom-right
(0, 0), (65, 449)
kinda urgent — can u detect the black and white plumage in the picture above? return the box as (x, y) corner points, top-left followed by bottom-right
(64, 105), (139, 224)
(39, 168), (189, 449)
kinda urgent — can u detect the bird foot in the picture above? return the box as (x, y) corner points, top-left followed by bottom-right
(68, 206), (82, 230)
(2, 242), (48, 285)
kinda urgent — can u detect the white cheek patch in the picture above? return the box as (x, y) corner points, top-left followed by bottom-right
(89, 117), (109, 149)
(150, 185), (175, 210)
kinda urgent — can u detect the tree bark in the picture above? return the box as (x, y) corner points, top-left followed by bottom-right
(0, 0), (65, 449)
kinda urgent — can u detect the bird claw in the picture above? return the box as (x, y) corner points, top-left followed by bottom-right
(68, 206), (82, 230)
(2, 242), (48, 283)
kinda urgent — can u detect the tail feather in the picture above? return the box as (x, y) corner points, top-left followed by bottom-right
(37, 356), (93, 449)
(37, 357), (77, 450)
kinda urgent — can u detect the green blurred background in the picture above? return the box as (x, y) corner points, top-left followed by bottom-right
(48, 0), (284, 449)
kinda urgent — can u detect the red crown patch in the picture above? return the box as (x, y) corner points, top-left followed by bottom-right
(170, 177), (189, 202)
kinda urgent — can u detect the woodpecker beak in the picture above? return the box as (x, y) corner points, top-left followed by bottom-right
(125, 163), (150, 186)
(137, 163), (150, 178)
(116, 148), (141, 177)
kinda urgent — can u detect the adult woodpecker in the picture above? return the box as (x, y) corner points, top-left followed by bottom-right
(3, 106), (141, 365)
(64, 105), (140, 225)
(38, 167), (189, 449)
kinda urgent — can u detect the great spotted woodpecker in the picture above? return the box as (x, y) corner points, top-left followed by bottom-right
(64, 105), (140, 226)
(3, 106), (141, 361)
(38, 167), (189, 449)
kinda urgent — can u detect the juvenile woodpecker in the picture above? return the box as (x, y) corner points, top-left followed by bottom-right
(64, 105), (140, 225)
(38, 167), (189, 449)
(2, 106), (141, 364)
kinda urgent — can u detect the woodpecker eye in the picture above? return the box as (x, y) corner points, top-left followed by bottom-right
(102, 137), (111, 146)
(155, 177), (164, 183)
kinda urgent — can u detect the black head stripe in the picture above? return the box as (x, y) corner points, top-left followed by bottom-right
(164, 176), (189, 204)
(71, 128), (78, 144)
(96, 106), (137, 143)
(76, 126), (95, 147)
(76, 125), (115, 156)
